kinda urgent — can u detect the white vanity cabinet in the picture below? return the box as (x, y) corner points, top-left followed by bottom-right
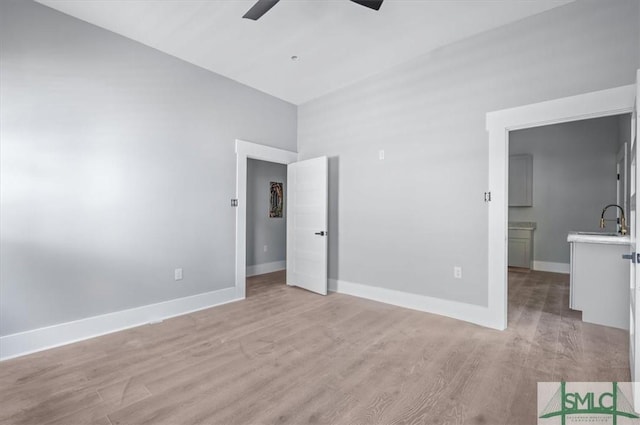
(568, 233), (629, 330)
(508, 222), (535, 269)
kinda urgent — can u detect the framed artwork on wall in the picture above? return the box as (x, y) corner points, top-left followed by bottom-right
(269, 182), (283, 218)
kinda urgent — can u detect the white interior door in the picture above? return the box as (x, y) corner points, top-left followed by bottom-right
(286, 156), (328, 295)
(630, 70), (639, 409)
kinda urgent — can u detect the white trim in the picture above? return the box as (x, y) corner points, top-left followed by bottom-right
(329, 279), (498, 329)
(617, 142), (628, 234)
(532, 261), (570, 274)
(246, 260), (286, 277)
(0, 287), (239, 361)
(487, 84), (636, 330)
(235, 140), (298, 299)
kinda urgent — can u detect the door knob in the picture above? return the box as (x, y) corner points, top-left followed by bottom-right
(622, 252), (639, 263)
(314, 231), (326, 236)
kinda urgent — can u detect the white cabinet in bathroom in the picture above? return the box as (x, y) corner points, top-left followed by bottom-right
(509, 154), (533, 207)
(567, 233), (630, 330)
(508, 222), (535, 269)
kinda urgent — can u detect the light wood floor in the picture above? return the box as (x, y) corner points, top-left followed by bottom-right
(0, 271), (629, 425)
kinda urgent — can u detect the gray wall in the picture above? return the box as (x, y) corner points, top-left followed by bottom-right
(508, 117), (621, 265)
(246, 159), (287, 267)
(297, 0), (640, 306)
(0, 0), (296, 336)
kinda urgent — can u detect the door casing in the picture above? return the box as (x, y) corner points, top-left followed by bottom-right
(235, 139), (298, 299)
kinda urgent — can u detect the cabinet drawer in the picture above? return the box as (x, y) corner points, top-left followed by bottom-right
(509, 229), (532, 239)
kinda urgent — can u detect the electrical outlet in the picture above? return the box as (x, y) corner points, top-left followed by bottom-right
(453, 266), (462, 279)
(379, 150), (385, 160)
(174, 268), (183, 281)
(263, 245), (268, 252)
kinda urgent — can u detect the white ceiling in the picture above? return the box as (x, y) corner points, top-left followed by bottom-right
(36, 0), (573, 105)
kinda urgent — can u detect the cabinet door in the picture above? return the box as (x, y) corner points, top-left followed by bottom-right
(509, 154), (533, 207)
(508, 237), (530, 268)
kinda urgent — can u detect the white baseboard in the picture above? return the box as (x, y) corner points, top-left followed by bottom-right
(329, 279), (498, 329)
(0, 287), (241, 361)
(533, 261), (570, 274)
(246, 260), (286, 277)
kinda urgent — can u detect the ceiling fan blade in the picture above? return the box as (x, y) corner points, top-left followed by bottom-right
(350, 0), (383, 11)
(243, 0), (281, 20)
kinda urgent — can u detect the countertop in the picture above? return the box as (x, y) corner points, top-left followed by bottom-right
(567, 231), (631, 246)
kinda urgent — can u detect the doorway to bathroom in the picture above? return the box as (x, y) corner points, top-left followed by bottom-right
(506, 114), (632, 332)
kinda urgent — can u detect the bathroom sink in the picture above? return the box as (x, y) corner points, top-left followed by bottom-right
(574, 231), (621, 237)
(568, 231), (629, 245)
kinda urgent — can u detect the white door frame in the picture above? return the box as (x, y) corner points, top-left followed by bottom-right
(617, 142), (628, 234)
(235, 139), (298, 299)
(486, 84), (635, 330)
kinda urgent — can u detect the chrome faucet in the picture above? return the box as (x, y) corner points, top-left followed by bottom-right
(600, 204), (627, 235)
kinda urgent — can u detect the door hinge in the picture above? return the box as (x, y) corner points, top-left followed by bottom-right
(617, 173), (620, 181)
(484, 191), (492, 202)
(231, 199), (238, 207)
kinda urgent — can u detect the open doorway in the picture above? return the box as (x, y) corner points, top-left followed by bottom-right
(486, 84), (636, 331)
(234, 139), (297, 300)
(246, 158), (287, 297)
(507, 114), (632, 328)
(235, 139), (329, 299)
